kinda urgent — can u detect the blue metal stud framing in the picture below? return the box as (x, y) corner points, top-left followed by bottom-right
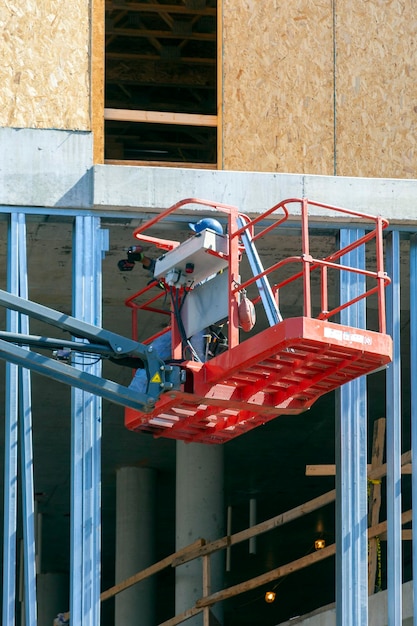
(335, 228), (368, 626)
(70, 216), (108, 626)
(17, 214), (38, 626)
(385, 231), (403, 625)
(3, 214), (20, 626)
(0, 209), (410, 624)
(2, 213), (37, 626)
(410, 234), (417, 626)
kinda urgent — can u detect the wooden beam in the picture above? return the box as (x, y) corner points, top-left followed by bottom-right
(104, 159), (216, 169)
(216, 0), (222, 168)
(105, 107), (217, 126)
(106, 26), (215, 41)
(368, 418), (386, 594)
(92, 0), (105, 163)
(306, 461), (412, 476)
(105, 2), (216, 16)
(379, 529), (412, 541)
(106, 51), (216, 65)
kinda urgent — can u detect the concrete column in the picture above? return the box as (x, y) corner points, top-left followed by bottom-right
(176, 441), (224, 625)
(37, 573), (69, 625)
(115, 467), (156, 626)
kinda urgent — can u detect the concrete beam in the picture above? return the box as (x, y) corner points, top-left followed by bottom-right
(93, 164), (417, 225)
(0, 128), (92, 209)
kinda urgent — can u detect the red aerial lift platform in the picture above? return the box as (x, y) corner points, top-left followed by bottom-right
(124, 197), (392, 444)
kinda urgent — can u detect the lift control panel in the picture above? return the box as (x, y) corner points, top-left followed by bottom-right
(153, 229), (228, 287)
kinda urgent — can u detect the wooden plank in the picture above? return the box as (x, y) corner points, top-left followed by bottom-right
(104, 159), (216, 169)
(106, 27), (215, 41)
(306, 458), (412, 476)
(368, 418), (385, 594)
(92, 0), (105, 163)
(105, 2), (217, 16)
(106, 51), (216, 65)
(379, 530), (412, 542)
(306, 464), (338, 475)
(105, 107), (217, 127)
(217, 0), (223, 168)
(202, 555), (211, 626)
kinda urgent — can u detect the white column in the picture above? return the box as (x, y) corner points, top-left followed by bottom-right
(176, 441), (224, 625)
(37, 573), (69, 625)
(115, 467), (156, 626)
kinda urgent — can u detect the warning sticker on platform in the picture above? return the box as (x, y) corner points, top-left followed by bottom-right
(324, 327), (372, 346)
(150, 372), (162, 383)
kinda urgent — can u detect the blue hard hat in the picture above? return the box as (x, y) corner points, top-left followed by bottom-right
(188, 217), (223, 235)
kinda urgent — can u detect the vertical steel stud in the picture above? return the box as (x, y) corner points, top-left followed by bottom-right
(17, 213), (37, 626)
(3, 213), (20, 626)
(70, 216), (106, 626)
(385, 231), (402, 624)
(410, 234), (417, 626)
(335, 228), (368, 626)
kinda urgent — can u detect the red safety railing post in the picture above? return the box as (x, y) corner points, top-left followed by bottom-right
(376, 216), (387, 334)
(227, 206), (242, 350)
(321, 265), (328, 318)
(301, 198), (312, 318)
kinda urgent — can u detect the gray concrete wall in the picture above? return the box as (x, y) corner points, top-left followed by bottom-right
(276, 581), (413, 626)
(0, 128), (92, 209)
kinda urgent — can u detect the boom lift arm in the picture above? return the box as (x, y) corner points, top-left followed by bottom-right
(0, 289), (182, 412)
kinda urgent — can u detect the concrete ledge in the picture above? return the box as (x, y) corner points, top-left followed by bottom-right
(0, 128), (93, 208)
(93, 164), (417, 225)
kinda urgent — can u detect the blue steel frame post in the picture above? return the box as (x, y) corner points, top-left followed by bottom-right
(17, 213), (37, 626)
(385, 231), (402, 624)
(3, 213), (37, 626)
(3, 214), (20, 626)
(410, 234), (417, 626)
(70, 216), (108, 626)
(335, 228), (368, 626)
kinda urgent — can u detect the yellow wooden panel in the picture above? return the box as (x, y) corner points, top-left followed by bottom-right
(335, 1), (417, 179)
(92, 0), (105, 162)
(0, 0), (90, 130)
(221, 0), (335, 174)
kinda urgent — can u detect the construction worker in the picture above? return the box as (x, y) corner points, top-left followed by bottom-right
(118, 218), (227, 394)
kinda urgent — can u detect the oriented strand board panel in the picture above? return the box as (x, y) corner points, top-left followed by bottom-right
(0, 0), (90, 130)
(335, 1), (417, 179)
(221, 1), (335, 174)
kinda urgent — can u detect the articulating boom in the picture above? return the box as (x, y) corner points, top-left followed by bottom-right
(0, 289), (183, 412)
